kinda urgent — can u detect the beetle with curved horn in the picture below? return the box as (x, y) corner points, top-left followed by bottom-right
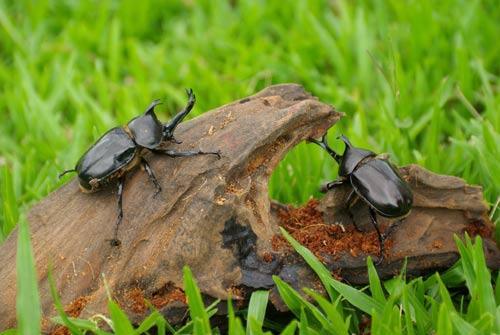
(59, 89), (221, 246)
(308, 132), (413, 264)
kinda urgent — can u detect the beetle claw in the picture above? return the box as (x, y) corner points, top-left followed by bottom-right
(170, 137), (183, 145)
(108, 238), (122, 247)
(213, 150), (222, 159)
(186, 88), (195, 102)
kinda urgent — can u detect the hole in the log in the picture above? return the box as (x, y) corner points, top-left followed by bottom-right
(268, 141), (332, 206)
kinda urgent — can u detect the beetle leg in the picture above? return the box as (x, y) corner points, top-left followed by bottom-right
(345, 189), (364, 232)
(169, 137), (183, 145)
(320, 179), (345, 193)
(162, 88), (196, 140)
(368, 207), (384, 265)
(154, 149), (221, 159)
(141, 158), (162, 197)
(308, 133), (342, 163)
(110, 177), (125, 247)
(383, 218), (404, 241)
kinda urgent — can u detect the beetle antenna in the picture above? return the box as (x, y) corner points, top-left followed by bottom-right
(58, 169), (76, 179)
(307, 133), (342, 163)
(163, 88), (196, 140)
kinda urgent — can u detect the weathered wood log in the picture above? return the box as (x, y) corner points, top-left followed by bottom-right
(0, 84), (498, 331)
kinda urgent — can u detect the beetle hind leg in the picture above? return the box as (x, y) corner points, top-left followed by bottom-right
(141, 158), (162, 197)
(109, 177), (125, 247)
(382, 218), (404, 241)
(368, 207), (384, 265)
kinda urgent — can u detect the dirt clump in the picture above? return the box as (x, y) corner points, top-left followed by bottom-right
(49, 296), (90, 335)
(464, 219), (494, 239)
(150, 285), (186, 309)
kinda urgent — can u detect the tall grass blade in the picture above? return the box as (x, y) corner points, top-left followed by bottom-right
(16, 216), (41, 335)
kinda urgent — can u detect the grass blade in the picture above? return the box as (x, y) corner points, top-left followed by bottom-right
(108, 300), (135, 334)
(228, 297), (245, 335)
(183, 266), (211, 335)
(367, 256), (386, 303)
(246, 290), (269, 335)
(16, 216), (41, 335)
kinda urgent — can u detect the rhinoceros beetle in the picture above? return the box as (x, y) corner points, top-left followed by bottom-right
(60, 89), (221, 246)
(309, 133), (413, 264)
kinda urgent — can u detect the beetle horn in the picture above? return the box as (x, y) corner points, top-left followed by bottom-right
(144, 99), (162, 115)
(337, 134), (353, 148)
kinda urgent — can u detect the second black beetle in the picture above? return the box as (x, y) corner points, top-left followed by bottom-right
(309, 132), (413, 264)
(60, 89), (221, 246)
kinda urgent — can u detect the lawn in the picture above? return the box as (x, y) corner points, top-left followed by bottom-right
(0, 0), (499, 334)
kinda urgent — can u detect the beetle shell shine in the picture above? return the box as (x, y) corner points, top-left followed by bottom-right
(75, 127), (138, 191)
(350, 158), (413, 218)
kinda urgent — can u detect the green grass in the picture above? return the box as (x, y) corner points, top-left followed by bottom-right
(0, 0), (499, 333)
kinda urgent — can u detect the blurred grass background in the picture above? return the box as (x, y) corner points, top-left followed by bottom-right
(0, 0), (499, 241)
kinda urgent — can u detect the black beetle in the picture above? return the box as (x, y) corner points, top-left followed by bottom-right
(309, 133), (413, 264)
(60, 89), (220, 246)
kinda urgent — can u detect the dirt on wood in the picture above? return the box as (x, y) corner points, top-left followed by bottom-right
(273, 199), (385, 260)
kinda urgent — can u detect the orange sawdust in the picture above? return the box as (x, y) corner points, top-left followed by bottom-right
(262, 251), (273, 263)
(119, 284), (186, 315)
(273, 199), (390, 261)
(464, 219), (494, 239)
(150, 286), (186, 309)
(49, 296), (90, 335)
(432, 239), (444, 250)
(123, 287), (147, 314)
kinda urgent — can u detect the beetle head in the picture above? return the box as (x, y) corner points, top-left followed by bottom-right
(127, 100), (164, 149)
(338, 135), (376, 176)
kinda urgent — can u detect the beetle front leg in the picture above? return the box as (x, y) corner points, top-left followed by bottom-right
(154, 149), (221, 159)
(308, 133), (342, 163)
(110, 177), (125, 247)
(320, 178), (345, 193)
(162, 88), (196, 140)
(368, 207), (384, 265)
(141, 158), (162, 197)
(345, 189), (364, 232)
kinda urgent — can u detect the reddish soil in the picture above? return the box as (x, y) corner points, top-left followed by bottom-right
(262, 251), (274, 263)
(227, 285), (247, 308)
(49, 296), (89, 335)
(120, 283), (186, 314)
(273, 199), (391, 261)
(464, 219), (494, 239)
(150, 286), (186, 309)
(123, 287), (148, 314)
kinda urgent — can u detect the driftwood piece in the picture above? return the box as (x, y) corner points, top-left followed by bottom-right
(268, 165), (499, 311)
(0, 84), (498, 331)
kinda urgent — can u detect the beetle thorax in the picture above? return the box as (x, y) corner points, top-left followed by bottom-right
(126, 112), (164, 149)
(339, 145), (376, 176)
